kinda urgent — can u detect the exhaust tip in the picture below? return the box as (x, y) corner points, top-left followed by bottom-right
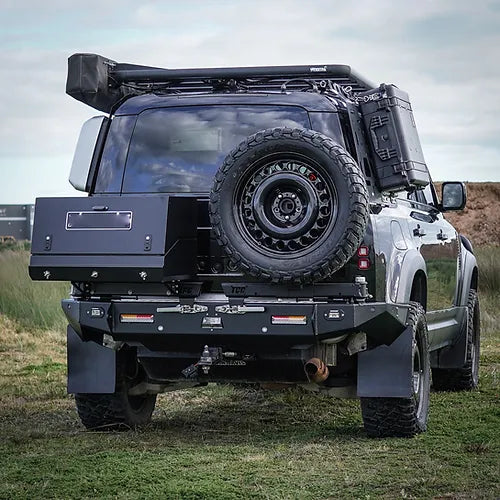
(304, 357), (329, 383)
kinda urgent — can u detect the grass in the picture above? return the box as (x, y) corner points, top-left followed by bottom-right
(0, 246), (68, 331)
(0, 246), (498, 498)
(476, 246), (500, 295)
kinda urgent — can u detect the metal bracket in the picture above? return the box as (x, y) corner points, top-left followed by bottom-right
(156, 304), (208, 314)
(214, 305), (265, 315)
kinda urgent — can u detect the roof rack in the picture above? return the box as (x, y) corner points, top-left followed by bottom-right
(66, 53), (376, 113)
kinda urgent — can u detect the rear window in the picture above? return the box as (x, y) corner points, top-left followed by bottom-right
(97, 105), (310, 194)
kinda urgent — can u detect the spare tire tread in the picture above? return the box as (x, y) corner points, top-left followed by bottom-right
(210, 127), (369, 284)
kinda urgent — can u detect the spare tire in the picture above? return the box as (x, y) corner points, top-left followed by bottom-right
(209, 127), (369, 284)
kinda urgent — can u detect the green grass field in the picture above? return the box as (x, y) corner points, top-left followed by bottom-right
(0, 246), (498, 499)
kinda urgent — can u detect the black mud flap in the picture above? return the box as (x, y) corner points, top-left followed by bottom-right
(357, 325), (413, 397)
(67, 326), (116, 394)
(29, 195), (197, 282)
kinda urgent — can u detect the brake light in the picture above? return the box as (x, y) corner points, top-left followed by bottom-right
(120, 313), (154, 323)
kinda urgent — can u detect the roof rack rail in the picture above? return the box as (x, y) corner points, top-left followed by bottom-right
(66, 53), (376, 113)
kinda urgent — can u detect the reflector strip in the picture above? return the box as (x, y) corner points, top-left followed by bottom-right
(271, 315), (307, 325)
(120, 313), (154, 323)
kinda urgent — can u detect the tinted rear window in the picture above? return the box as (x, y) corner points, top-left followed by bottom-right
(120, 105), (310, 193)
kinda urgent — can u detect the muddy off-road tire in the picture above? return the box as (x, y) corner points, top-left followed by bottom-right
(432, 290), (480, 391)
(360, 303), (431, 438)
(209, 128), (369, 284)
(75, 352), (156, 431)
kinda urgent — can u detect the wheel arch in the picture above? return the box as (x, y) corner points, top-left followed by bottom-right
(410, 270), (427, 311)
(393, 249), (427, 305)
(457, 248), (478, 306)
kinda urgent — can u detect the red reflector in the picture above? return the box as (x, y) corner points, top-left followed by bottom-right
(357, 246), (369, 257)
(272, 315), (307, 325)
(358, 258), (370, 270)
(120, 314), (154, 323)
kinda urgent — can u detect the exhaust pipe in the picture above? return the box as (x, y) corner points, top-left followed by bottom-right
(304, 357), (329, 383)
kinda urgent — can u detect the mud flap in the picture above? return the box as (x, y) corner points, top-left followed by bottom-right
(435, 310), (468, 369)
(67, 326), (116, 394)
(357, 325), (413, 397)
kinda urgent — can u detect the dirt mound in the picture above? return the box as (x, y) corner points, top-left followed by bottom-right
(439, 182), (500, 247)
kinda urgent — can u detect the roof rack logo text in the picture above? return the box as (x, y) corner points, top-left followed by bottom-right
(310, 66), (327, 73)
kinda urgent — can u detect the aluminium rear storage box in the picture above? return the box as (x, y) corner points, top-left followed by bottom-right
(359, 84), (429, 191)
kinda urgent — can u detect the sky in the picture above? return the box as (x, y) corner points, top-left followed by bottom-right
(1, 0), (499, 204)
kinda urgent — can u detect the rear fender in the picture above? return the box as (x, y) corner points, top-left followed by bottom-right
(394, 249), (427, 304)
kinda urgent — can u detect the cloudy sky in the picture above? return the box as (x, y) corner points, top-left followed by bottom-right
(1, 0), (499, 203)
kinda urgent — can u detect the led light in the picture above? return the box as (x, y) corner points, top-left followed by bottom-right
(120, 313), (154, 323)
(271, 315), (307, 325)
(357, 246), (369, 257)
(358, 258), (371, 270)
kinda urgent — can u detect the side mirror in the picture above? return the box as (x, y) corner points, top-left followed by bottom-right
(441, 182), (467, 211)
(69, 116), (109, 192)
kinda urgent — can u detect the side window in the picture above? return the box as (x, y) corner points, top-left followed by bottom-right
(308, 112), (345, 147)
(94, 115), (137, 194)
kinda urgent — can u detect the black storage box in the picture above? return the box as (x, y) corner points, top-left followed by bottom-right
(29, 195), (197, 283)
(359, 84), (429, 191)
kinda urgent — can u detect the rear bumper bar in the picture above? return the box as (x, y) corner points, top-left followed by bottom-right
(63, 298), (409, 348)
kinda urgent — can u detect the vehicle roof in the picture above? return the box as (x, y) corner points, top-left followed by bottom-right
(115, 91), (343, 115)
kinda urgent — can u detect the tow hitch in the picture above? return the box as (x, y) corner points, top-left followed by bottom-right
(181, 345), (222, 378)
(181, 345), (253, 378)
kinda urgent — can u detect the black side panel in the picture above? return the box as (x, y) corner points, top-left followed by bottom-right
(67, 326), (116, 394)
(29, 195), (197, 282)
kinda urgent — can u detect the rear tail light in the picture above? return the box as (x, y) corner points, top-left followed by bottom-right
(271, 315), (307, 325)
(120, 313), (154, 323)
(356, 245), (371, 270)
(357, 258), (370, 270)
(357, 246), (369, 257)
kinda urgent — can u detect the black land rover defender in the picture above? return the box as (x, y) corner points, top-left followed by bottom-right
(29, 54), (480, 437)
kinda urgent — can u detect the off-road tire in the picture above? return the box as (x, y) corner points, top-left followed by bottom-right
(75, 352), (156, 431)
(432, 290), (480, 391)
(360, 303), (431, 438)
(210, 128), (369, 284)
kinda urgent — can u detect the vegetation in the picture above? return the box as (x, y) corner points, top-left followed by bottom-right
(0, 246), (498, 499)
(476, 246), (500, 295)
(0, 247), (68, 331)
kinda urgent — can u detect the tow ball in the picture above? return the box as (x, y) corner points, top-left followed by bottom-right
(181, 345), (222, 378)
(181, 345), (252, 378)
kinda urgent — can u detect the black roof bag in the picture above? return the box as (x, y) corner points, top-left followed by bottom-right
(66, 53), (125, 113)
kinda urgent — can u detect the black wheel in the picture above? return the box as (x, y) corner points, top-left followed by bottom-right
(210, 128), (369, 284)
(360, 303), (431, 438)
(75, 350), (156, 431)
(432, 290), (480, 391)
